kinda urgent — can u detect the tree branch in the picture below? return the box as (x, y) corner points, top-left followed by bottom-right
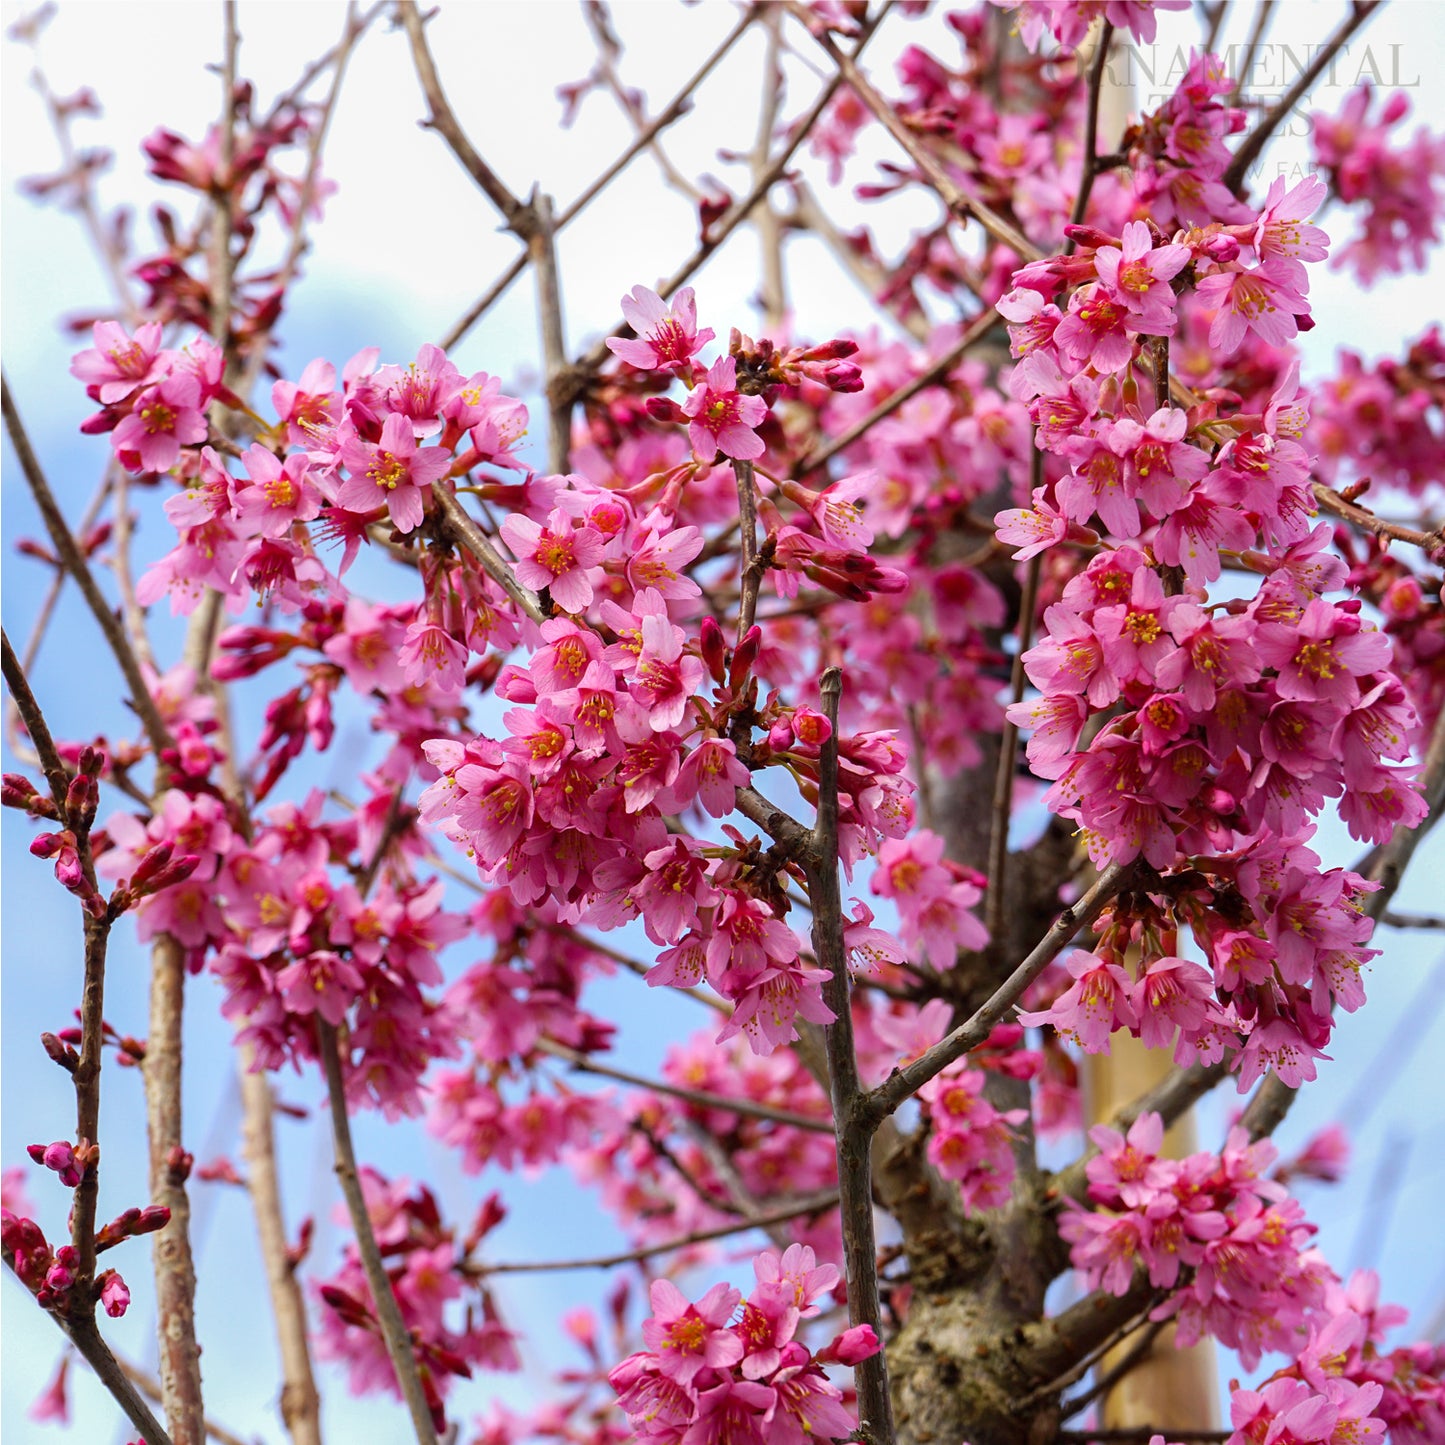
(317, 1020), (439, 1445)
(469, 1189), (841, 1275)
(806, 668), (895, 1441)
(2, 373), (173, 758)
(860, 863), (1131, 1126)
(536, 1038), (834, 1134)
(1222, 1), (1381, 193)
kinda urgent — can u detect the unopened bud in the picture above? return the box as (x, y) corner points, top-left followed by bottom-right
(65, 772), (98, 833)
(729, 625), (761, 690)
(41, 1032), (79, 1072)
(699, 616), (727, 685)
(165, 1147), (193, 1185)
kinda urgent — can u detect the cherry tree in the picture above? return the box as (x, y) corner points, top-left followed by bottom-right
(4, 2), (1445, 1443)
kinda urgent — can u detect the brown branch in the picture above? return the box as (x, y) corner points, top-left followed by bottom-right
(1381, 910), (1445, 930)
(536, 1038), (834, 1133)
(317, 1020), (439, 1445)
(238, 0), (365, 402)
(209, 3), (239, 357)
(528, 191), (572, 471)
(2, 373), (173, 758)
(805, 668), (895, 1440)
(734, 783), (816, 857)
(735, 461), (763, 642)
(439, 9), (754, 351)
(395, 0), (531, 234)
(261, 1), (388, 126)
(1312, 481), (1445, 561)
(1066, 20), (1115, 239)
(471, 1189), (840, 1275)
(796, 307), (998, 476)
(574, 4), (893, 378)
(5, 468), (111, 759)
(1228, 0), (1276, 105)
(786, 0), (1040, 260)
(1222, 1), (1381, 193)
(750, 5), (788, 331)
(788, 180), (932, 341)
(860, 863), (1131, 1126)
(238, 1062), (322, 1445)
(1, 631), (110, 1298)
(68, 1310), (174, 1445)
(146, 935), (205, 1445)
(431, 484), (549, 625)
(984, 531), (1042, 949)
(117, 1354), (255, 1445)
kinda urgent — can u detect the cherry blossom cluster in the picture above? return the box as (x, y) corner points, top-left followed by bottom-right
(1225, 1270), (1445, 1443)
(990, 141), (1426, 1086)
(1063, 1114), (1332, 1368)
(992, 0), (1190, 54)
(607, 1244), (879, 1443)
(1312, 86), (1445, 284)
(574, 1030), (838, 1259)
(1, 1154), (166, 1322)
(1311, 325), (1445, 501)
(313, 1168), (519, 1428)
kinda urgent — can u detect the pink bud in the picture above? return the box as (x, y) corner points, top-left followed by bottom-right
(699, 615), (727, 685)
(829, 1323), (881, 1365)
(99, 1271), (131, 1318)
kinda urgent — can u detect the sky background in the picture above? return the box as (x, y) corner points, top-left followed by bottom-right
(4, 1), (1445, 1440)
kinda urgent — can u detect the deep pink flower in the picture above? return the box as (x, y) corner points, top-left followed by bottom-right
(112, 372), (207, 473)
(607, 284), (714, 370)
(680, 355), (767, 460)
(336, 412), (451, 532)
(500, 508), (606, 614)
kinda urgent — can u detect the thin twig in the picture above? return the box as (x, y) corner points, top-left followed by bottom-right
(395, 0), (531, 234)
(735, 461), (763, 642)
(118, 1354), (255, 1445)
(238, 0), (364, 402)
(439, 9), (754, 350)
(471, 1190), (840, 1275)
(2, 373), (173, 758)
(317, 1020), (439, 1445)
(786, 0), (1039, 260)
(2, 631), (109, 1297)
(1222, 1), (1381, 193)
(984, 534), (1042, 949)
(1066, 20), (1115, 240)
(431, 484), (548, 625)
(1312, 481), (1445, 560)
(860, 863), (1131, 1125)
(807, 669), (895, 1441)
(574, 3), (894, 378)
(537, 1038), (834, 1134)
(796, 307), (998, 476)
(1228, 0), (1275, 105)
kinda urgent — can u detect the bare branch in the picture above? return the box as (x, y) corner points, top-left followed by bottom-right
(1222, 1), (1381, 193)
(796, 307), (999, 476)
(439, 9), (754, 350)
(431, 484), (549, 625)
(239, 1062), (323, 1445)
(806, 668), (895, 1440)
(536, 1038), (835, 1134)
(317, 1020), (439, 1445)
(860, 863), (1131, 1125)
(471, 1190), (840, 1275)
(1312, 481), (1445, 561)
(395, 0), (532, 235)
(2, 373), (173, 758)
